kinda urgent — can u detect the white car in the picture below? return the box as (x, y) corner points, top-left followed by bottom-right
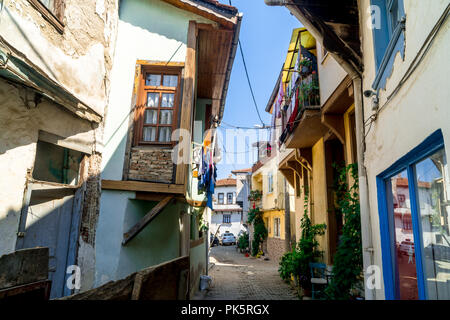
(221, 233), (236, 246)
(398, 240), (415, 256)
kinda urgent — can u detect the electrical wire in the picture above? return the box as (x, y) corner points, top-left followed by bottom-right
(364, 4), (449, 138)
(228, 0), (266, 127)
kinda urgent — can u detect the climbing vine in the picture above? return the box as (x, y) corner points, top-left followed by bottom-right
(247, 207), (267, 257)
(278, 191), (326, 290)
(324, 163), (363, 300)
(248, 190), (267, 257)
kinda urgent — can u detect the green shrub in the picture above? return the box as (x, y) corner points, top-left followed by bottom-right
(238, 232), (249, 250)
(278, 193), (326, 289)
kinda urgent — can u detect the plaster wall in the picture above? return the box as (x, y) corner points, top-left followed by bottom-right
(316, 41), (348, 105)
(311, 138), (329, 264)
(94, 190), (181, 287)
(0, 0), (118, 116)
(359, 0), (450, 299)
(211, 211), (243, 237)
(0, 79), (96, 256)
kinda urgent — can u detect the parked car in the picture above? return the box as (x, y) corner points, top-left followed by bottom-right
(398, 240), (415, 256)
(210, 234), (219, 247)
(221, 233), (236, 246)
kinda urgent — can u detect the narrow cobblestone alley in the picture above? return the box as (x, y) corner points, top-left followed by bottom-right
(200, 245), (299, 300)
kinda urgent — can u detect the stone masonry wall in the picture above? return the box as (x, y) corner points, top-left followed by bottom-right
(128, 147), (174, 183)
(266, 237), (288, 264)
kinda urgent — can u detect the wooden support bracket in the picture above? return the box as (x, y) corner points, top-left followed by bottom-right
(122, 195), (174, 245)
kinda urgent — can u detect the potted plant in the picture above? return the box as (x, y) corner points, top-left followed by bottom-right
(299, 57), (312, 75)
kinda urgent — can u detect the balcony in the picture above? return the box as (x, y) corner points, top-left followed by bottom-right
(278, 34), (328, 149)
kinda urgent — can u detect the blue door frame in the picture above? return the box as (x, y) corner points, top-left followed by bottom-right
(376, 130), (445, 300)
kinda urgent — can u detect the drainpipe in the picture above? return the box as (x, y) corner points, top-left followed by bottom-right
(352, 76), (375, 300)
(265, 0), (376, 300)
(284, 178), (291, 250)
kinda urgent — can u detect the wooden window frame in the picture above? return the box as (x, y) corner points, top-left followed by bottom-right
(134, 65), (182, 146)
(28, 0), (65, 34)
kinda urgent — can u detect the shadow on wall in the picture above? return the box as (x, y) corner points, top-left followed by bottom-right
(115, 198), (181, 280)
(119, 0), (191, 45)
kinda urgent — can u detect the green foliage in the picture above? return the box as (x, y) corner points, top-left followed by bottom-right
(278, 192), (326, 288)
(248, 190), (262, 202)
(279, 249), (295, 282)
(238, 232), (249, 250)
(247, 207), (267, 257)
(324, 163), (363, 300)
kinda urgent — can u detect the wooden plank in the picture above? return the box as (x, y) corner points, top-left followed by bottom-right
(136, 60), (185, 67)
(0, 248), (49, 289)
(58, 272), (136, 300)
(122, 196), (174, 245)
(123, 63), (143, 179)
(0, 280), (51, 300)
(134, 256), (189, 300)
(176, 20), (197, 185)
(102, 180), (184, 194)
(61, 256), (189, 300)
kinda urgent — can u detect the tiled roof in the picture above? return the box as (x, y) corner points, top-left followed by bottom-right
(194, 0), (238, 14)
(216, 178), (237, 186)
(231, 168), (252, 174)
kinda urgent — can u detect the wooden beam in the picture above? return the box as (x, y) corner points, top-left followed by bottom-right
(322, 114), (345, 144)
(136, 60), (185, 68)
(0, 280), (51, 300)
(176, 21), (197, 185)
(102, 180), (184, 194)
(123, 196), (174, 245)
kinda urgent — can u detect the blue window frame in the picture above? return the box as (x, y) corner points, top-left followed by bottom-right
(377, 130), (449, 300)
(370, 0), (406, 90)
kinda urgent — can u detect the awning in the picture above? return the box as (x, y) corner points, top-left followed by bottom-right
(282, 28), (317, 84)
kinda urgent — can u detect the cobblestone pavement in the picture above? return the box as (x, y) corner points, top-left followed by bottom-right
(201, 245), (299, 300)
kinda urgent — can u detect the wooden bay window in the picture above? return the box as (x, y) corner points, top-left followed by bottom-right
(134, 66), (182, 146)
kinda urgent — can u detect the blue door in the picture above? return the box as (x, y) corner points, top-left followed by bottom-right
(377, 130), (450, 299)
(16, 187), (77, 299)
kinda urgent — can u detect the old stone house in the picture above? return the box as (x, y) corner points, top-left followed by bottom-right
(0, 0), (242, 300)
(95, 0), (241, 299)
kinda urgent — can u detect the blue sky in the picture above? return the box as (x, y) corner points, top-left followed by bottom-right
(215, 0), (301, 179)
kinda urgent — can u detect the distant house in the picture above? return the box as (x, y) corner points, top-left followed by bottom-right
(211, 177), (246, 238)
(232, 168), (252, 226)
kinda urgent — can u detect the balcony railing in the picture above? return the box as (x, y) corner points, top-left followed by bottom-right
(279, 48), (320, 145)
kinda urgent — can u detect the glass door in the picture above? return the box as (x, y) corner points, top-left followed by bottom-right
(414, 149), (450, 299)
(383, 146), (450, 299)
(387, 170), (419, 299)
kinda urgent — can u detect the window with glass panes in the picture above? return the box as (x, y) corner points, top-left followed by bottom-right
(135, 67), (181, 145)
